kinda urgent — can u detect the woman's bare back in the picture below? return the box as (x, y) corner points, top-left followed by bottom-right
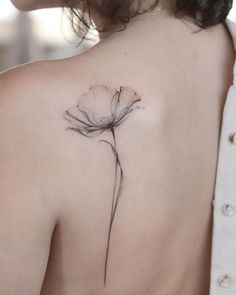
(37, 12), (234, 294)
(0, 9), (234, 295)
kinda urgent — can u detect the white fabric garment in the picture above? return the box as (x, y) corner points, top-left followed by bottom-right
(209, 7), (236, 294)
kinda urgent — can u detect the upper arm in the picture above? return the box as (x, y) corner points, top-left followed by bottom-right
(0, 64), (58, 294)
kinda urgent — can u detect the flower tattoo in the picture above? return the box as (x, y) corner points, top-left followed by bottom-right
(64, 85), (142, 286)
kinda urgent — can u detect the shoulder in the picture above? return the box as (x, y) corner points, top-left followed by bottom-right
(0, 56), (92, 118)
(0, 60), (61, 151)
(0, 58), (84, 216)
(0, 55), (98, 195)
(0, 60), (59, 121)
(0, 59), (65, 101)
(0, 56), (86, 126)
(0, 59), (50, 85)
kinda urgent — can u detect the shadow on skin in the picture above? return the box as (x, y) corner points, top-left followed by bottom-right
(40, 224), (65, 295)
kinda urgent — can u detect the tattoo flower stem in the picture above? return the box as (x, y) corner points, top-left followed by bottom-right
(99, 126), (124, 286)
(63, 85), (141, 286)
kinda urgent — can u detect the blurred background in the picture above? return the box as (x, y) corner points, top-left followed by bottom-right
(0, 0), (98, 72)
(0, 0), (236, 73)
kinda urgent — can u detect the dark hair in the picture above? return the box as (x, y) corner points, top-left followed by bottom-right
(62, 0), (233, 38)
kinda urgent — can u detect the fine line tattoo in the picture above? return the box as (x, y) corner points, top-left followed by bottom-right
(63, 85), (142, 286)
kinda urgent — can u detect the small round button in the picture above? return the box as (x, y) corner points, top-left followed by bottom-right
(222, 203), (235, 216)
(230, 132), (236, 145)
(218, 274), (231, 288)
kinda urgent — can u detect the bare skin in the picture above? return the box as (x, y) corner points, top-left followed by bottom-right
(0, 4), (235, 295)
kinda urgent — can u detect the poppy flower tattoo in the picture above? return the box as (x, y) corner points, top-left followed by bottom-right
(64, 85), (142, 286)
